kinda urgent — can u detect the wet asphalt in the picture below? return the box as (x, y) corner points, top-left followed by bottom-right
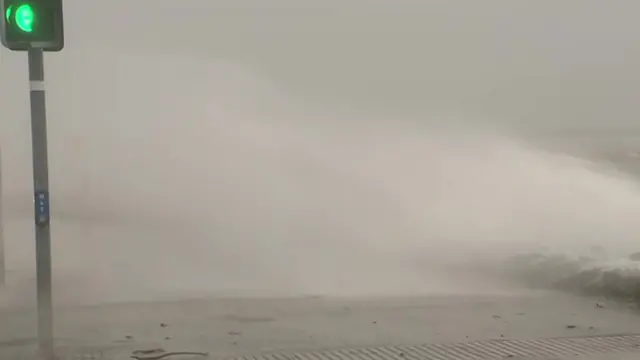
(2, 290), (640, 359)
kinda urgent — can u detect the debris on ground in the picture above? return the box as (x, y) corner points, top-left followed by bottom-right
(124, 323), (208, 359)
(132, 348), (165, 356)
(131, 348), (209, 360)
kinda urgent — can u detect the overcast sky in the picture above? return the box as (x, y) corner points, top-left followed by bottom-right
(3, 1), (640, 129)
(2, 0), (640, 156)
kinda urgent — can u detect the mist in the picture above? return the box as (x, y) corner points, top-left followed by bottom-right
(2, 48), (640, 306)
(1, 1), (640, 306)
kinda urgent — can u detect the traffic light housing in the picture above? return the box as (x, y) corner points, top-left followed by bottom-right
(0, 0), (64, 51)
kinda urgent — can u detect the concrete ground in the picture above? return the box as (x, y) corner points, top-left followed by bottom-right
(2, 290), (640, 359)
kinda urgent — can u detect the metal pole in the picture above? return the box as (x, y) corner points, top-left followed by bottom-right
(0, 147), (5, 286)
(0, 48), (5, 287)
(28, 48), (54, 360)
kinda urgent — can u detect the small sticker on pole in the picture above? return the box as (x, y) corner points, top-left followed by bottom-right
(34, 190), (49, 226)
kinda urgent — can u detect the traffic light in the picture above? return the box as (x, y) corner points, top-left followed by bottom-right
(0, 0), (64, 51)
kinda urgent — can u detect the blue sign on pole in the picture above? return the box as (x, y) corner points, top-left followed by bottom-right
(34, 190), (49, 226)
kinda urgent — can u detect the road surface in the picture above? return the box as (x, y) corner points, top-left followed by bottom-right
(2, 290), (640, 359)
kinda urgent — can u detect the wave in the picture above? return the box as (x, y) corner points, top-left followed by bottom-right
(487, 250), (640, 304)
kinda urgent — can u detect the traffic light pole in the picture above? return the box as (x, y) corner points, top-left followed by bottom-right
(0, 147), (5, 287)
(28, 47), (54, 360)
(1, 48), (5, 288)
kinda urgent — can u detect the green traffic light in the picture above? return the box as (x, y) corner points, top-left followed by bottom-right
(2, 0), (64, 51)
(5, 5), (12, 22)
(4, 3), (35, 33)
(14, 4), (35, 33)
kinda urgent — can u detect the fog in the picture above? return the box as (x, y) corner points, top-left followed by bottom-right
(2, 1), (640, 306)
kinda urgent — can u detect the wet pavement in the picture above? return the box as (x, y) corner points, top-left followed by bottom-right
(2, 291), (640, 359)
